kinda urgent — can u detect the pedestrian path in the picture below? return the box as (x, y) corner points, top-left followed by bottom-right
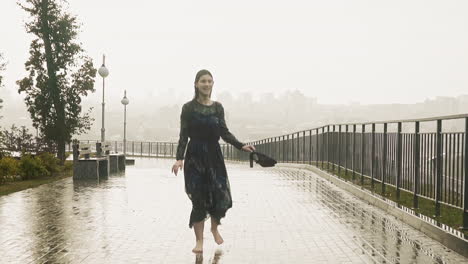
(0, 158), (466, 263)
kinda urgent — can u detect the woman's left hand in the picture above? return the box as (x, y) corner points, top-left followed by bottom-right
(241, 144), (256, 152)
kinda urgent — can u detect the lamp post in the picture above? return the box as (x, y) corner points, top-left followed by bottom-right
(121, 90), (129, 155)
(98, 55), (109, 142)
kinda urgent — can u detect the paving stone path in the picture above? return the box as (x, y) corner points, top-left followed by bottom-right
(0, 158), (467, 263)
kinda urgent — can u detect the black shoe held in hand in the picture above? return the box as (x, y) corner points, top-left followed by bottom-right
(249, 151), (277, 168)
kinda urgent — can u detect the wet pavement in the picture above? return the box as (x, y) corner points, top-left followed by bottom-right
(0, 158), (467, 264)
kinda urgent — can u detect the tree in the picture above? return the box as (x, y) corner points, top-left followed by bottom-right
(0, 125), (35, 152)
(17, 0), (96, 163)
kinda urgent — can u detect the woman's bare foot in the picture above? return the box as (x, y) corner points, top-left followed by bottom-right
(192, 240), (203, 253)
(211, 228), (224, 245)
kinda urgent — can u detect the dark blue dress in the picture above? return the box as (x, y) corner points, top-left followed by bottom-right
(176, 99), (245, 228)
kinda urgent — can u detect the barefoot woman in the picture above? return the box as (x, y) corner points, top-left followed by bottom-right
(171, 69), (255, 253)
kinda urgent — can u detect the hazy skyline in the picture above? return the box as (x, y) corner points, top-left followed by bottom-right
(1, 0), (468, 111)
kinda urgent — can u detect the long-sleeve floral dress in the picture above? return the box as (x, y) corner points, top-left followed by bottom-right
(176, 99), (245, 228)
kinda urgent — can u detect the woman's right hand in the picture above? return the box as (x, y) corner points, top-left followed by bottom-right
(172, 160), (184, 176)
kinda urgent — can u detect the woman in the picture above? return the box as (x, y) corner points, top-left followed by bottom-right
(171, 69), (255, 253)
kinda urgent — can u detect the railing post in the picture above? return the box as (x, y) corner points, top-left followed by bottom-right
(352, 124), (356, 180)
(345, 125), (348, 177)
(327, 125), (330, 171)
(173, 142), (176, 157)
(316, 129), (319, 166)
(273, 137), (276, 161)
(268, 138), (270, 157)
(298, 132), (301, 163)
(361, 124), (366, 186)
(435, 119), (443, 217)
(371, 123), (376, 189)
(260, 139), (268, 155)
(303, 131), (306, 164)
(462, 117), (468, 229)
(332, 125), (336, 172)
(281, 137), (284, 162)
(291, 134), (295, 163)
(269, 138), (272, 158)
(382, 123), (388, 194)
(235, 144), (238, 161)
(132, 141), (135, 156)
(309, 130), (312, 165)
(282, 135), (285, 163)
(413, 121), (419, 208)
(320, 128), (323, 169)
(272, 138), (275, 162)
(277, 137), (279, 162)
(396, 122), (402, 200)
(296, 133), (299, 163)
(338, 125), (341, 176)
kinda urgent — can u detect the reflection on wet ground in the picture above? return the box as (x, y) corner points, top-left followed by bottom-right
(277, 169), (468, 263)
(0, 158), (466, 263)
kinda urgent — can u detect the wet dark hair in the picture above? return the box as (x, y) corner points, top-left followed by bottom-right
(193, 69), (213, 100)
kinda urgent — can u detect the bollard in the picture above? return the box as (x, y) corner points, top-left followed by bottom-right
(96, 142), (102, 157)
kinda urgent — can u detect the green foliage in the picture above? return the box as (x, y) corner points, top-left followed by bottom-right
(0, 157), (20, 184)
(17, 0), (96, 161)
(0, 125), (34, 152)
(63, 160), (73, 171)
(19, 155), (49, 180)
(0, 152), (69, 184)
(37, 152), (59, 173)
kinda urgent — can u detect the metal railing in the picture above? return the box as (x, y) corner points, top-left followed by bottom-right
(244, 113), (468, 229)
(73, 113), (467, 229)
(69, 140), (246, 161)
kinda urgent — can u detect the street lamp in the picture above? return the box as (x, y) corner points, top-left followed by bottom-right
(98, 55), (109, 143)
(121, 90), (129, 155)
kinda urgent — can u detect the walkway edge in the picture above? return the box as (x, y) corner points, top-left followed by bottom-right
(276, 163), (468, 258)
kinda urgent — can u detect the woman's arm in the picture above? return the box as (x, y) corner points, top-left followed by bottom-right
(175, 104), (189, 160)
(218, 103), (245, 150)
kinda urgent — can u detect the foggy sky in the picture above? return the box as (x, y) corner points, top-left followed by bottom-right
(1, 0), (468, 124)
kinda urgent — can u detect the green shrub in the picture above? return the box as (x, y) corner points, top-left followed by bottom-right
(0, 157), (20, 184)
(19, 155), (49, 180)
(63, 161), (73, 172)
(37, 152), (59, 173)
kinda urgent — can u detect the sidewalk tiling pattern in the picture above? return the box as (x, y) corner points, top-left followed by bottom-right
(0, 158), (467, 263)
